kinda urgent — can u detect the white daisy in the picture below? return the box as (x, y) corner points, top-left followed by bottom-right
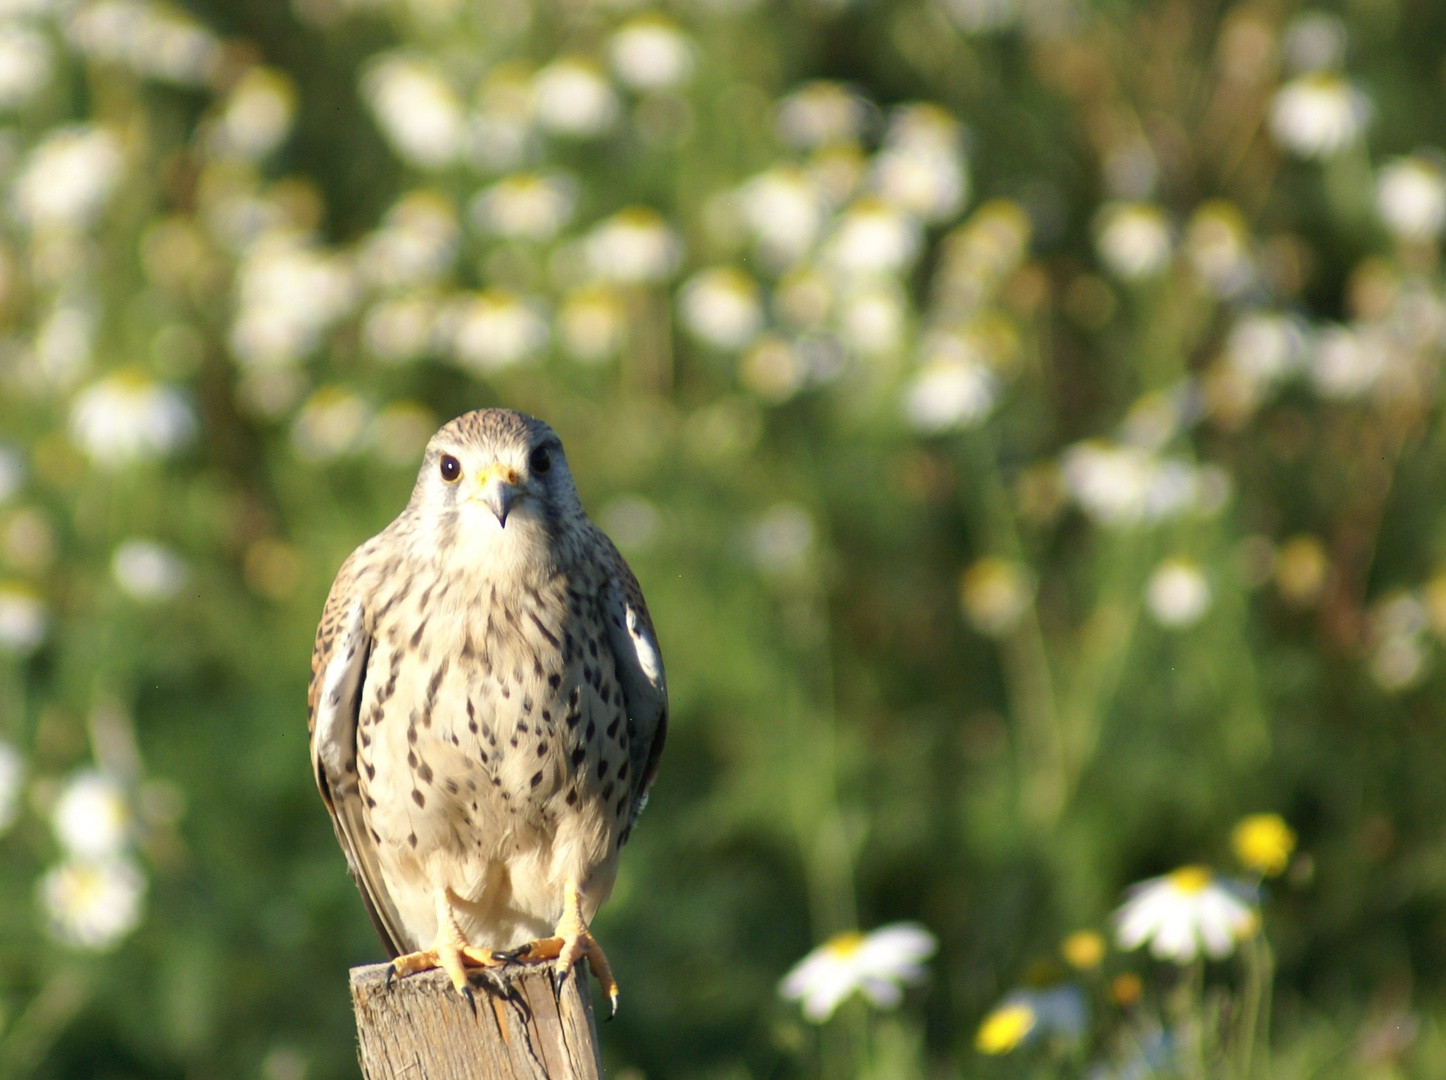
(1376, 156), (1446, 243)
(959, 557), (1034, 637)
(1225, 311), (1309, 387)
(466, 67), (535, 174)
(0, 24), (52, 109)
(1114, 866), (1258, 963)
(531, 58), (618, 138)
(738, 166), (828, 270)
(1310, 324), (1386, 400)
(739, 335), (806, 403)
(1145, 558), (1211, 629)
(678, 267), (764, 351)
(584, 207), (681, 284)
(229, 232), (357, 368)
(775, 81), (868, 150)
(65, 0), (221, 86)
(361, 295), (442, 366)
(112, 539), (187, 603)
(357, 191), (458, 291)
(557, 286), (625, 364)
(779, 923), (937, 1023)
(902, 359), (997, 432)
(0, 584), (45, 655)
(607, 17), (695, 93)
(599, 495), (660, 554)
(1095, 202), (1172, 281)
(1060, 441), (1153, 526)
(824, 198), (920, 279)
(839, 284), (906, 355)
(207, 67), (295, 161)
(1370, 633), (1429, 693)
(53, 770), (131, 860)
(69, 371), (195, 465)
(1185, 200), (1252, 298)
(470, 172), (578, 242)
(292, 386), (373, 462)
(13, 125), (124, 232)
(38, 857), (146, 950)
(32, 301), (97, 391)
(747, 504), (815, 577)
(1269, 73), (1371, 160)
(449, 290), (550, 373)
(361, 55), (465, 169)
(870, 104), (968, 224)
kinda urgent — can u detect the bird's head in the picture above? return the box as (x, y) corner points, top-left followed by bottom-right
(409, 409), (583, 545)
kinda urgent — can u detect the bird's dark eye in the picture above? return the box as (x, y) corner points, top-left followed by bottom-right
(529, 445), (552, 475)
(439, 454), (462, 482)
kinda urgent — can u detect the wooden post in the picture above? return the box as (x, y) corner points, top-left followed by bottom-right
(349, 962), (602, 1080)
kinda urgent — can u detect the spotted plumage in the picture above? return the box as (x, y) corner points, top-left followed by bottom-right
(308, 409), (666, 1007)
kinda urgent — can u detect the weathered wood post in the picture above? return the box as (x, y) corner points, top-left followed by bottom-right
(349, 962), (602, 1080)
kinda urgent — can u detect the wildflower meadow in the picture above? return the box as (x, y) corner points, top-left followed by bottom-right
(0, 0), (1445, 1077)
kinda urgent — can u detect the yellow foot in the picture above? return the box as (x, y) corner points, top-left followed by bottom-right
(385, 889), (501, 1007)
(497, 883), (620, 1018)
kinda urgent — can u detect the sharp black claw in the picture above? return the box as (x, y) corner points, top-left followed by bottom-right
(607, 992), (619, 1021)
(492, 944), (531, 963)
(461, 984), (476, 1013)
(385, 966), (397, 989)
(552, 966), (568, 997)
(479, 967), (510, 996)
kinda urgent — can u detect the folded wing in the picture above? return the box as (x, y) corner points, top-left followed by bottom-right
(593, 529), (668, 839)
(308, 555), (410, 957)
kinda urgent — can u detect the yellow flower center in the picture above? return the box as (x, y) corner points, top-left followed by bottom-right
(1231, 813), (1296, 877)
(823, 930), (864, 958)
(976, 1003), (1036, 1054)
(1168, 865), (1213, 893)
(1061, 930), (1106, 970)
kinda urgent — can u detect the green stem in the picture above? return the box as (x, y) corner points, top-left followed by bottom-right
(0, 968), (92, 1080)
(959, 428), (1066, 829)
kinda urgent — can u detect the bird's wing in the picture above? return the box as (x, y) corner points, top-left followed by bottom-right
(308, 550), (410, 958)
(593, 528), (668, 836)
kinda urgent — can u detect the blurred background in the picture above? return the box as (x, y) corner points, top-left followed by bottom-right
(1, 0), (1446, 1075)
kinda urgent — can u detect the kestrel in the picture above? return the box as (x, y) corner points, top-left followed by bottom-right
(308, 409), (666, 1013)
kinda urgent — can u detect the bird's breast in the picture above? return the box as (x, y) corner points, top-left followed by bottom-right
(353, 558), (636, 940)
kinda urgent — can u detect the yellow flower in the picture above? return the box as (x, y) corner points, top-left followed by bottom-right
(1109, 973), (1142, 1007)
(976, 1001), (1036, 1054)
(1232, 814), (1296, 877)
(1061, 930), (1106, 970)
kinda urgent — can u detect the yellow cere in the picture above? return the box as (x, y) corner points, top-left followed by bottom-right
(1061, 930), (1106, 970)
(823, 930), (864, 958)
(975, 1002), (1036, 1054)
(476, 463), (520, 486)
(1232, 813), (1297, 877)
(1168, 865), (1213, 893)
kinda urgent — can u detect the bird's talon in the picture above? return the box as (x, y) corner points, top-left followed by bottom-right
(461, 984), (476, 1012)
(606, 991), (619, 1021)
(552, 966), (569, 996)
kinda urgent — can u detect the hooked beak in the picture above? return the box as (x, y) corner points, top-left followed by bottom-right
(473, 465), (521, 527)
